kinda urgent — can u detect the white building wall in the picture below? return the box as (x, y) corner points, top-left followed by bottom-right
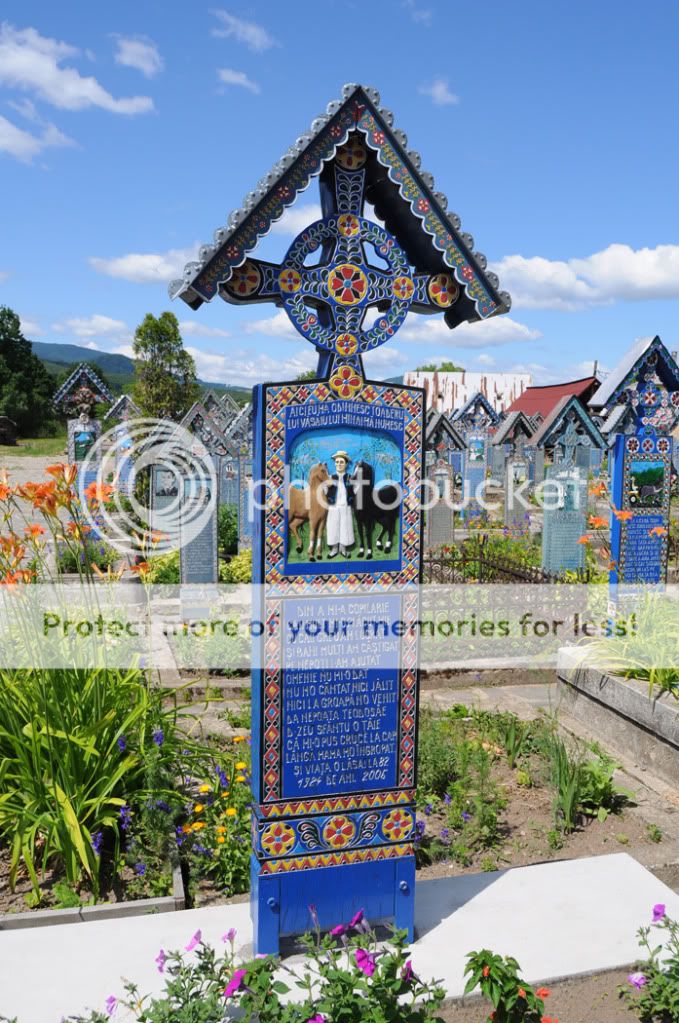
(404, 371), (532, 415)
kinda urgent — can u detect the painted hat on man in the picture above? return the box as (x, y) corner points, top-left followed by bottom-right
(331, 450), (351, 463)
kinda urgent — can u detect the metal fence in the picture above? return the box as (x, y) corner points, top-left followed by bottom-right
(422, 541), (589, 584)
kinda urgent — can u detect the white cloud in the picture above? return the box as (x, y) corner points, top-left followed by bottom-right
(7, 97), (40, 121)
(0, 113), (73, 162)
(403, 0), (433, 24)
(0, 270), (9, 281)
(244, 310), (298, 339)
(0, 24), (153, 114)
(211, 11), (277, 52)
(476, 353), (496, 367)
(270, 203), (322, 235)
(418, 78), (459, 106)
(493, 243), (679, 310)
(217, 68), (260, 94)
(52, 314), (129, 339)
(187, 345), (315, 388)
(19, 316), (42, 336)
(400, 314), (541, 348)
(89, 243), (199, 283)
(179, 320), (231, 339)
(113, 36), (163, 78)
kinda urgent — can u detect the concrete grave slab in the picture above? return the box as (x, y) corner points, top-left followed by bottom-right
(2, 854), (678, 1023)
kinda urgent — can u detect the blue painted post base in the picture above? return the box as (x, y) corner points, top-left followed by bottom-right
(250, 854), (416, 955)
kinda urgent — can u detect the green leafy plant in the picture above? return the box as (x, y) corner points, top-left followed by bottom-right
(464, 949), (550, 1022)
(217, 504), (238, 557)
(620, 906), (679, 1022)
(219, 548), (252, 584)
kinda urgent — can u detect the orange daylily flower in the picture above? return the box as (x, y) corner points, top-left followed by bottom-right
(577, 535), (591, 545)
(0, 484), (12, 502)
(130, 561), (150, 575)
(24, 524), (45, 538)
(536, 987), (551, 999)
(46, 463), (78, 487)
(84, 481), (114, 503)
(588, 515), (608, 529)
(648, 526), (667, 537)
(589, 483), (607, 497)
(612, 508), (633, 522)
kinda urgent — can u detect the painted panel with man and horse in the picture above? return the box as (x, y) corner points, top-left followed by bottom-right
(285, 426), (403, 570)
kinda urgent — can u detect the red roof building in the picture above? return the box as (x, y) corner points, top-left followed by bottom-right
(505, 376), (600, 420)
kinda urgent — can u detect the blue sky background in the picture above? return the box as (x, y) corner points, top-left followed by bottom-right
(3, 1), (679, 388)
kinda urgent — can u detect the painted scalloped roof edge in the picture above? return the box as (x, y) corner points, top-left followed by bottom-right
(53, 362), (114, 408)
(591, 336), (679, 410)
(169, 83), (511, 321)
(450, 389), (501, 425)
(180, 401), (239, 457)
(530, 395), (606, 450)
(103, 394), (141, 421)
(425, 410), (467, 449)
(491, 410), (535, 446)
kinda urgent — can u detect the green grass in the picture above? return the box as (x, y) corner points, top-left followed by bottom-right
(287, 516), (401, 565)
(0, 434), (67, 458)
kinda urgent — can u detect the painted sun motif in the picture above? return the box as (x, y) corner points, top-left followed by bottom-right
(392, 276), (415, 301)
(260, 821), (296, 857)
(337, 213), (360, 238)
(382, 808), (413, 842)
(322, 815), (357, 849)
(336, 138), (367, 170)
(326, 263), (368, 305)
(427, 272), (459, 308)
(329, 365), (362, 399)
(279, 268), (303, 294)
(335, 333), (358, 356)
(226, 260), (261, 298)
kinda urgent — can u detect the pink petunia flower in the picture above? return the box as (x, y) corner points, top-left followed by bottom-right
(185, 929), (202, 952)
(401, 959), (415, 983)
(155, 949), (167, 974)
(652, 904), (666, 922)
(349, 909), (364, 929)
(355, 948), (377, 977)
(105, 995), (117, 1016)
(224, 968), (248, 998)
(330, 923), (347, 938)
(305, 1016), (326, 1023)
(628, 973), (647, 989)
(222, 928), (237, 944)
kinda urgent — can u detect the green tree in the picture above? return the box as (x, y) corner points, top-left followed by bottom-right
(415, 361), (465, 372)
(295, 369), (317, 381)
(0, 306), (56, 436)
(132, 312), (200, 419)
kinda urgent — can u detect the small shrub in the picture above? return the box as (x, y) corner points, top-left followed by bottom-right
(464, 949), (549, 1022)
(620, 906), (679, 1023)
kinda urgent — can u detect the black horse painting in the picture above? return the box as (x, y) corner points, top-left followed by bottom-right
(351, 460), (403, 559)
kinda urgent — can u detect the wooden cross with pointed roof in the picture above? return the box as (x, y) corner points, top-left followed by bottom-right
(171, 84), (510, 396)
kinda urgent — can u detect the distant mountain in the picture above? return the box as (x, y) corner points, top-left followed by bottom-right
(32, 341), (251, 399)
(33, 342), (136, 378)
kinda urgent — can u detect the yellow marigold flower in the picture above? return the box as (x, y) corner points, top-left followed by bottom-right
(236, 775), (246, 783)
(233, 736), (246, 743)
(198, 784), (211, 793)
(182, 824), (192, 834)
(235, 761), (247, 771)
(225, 808), (237, 817)
(194, 804), (205, 813)
(216, 825), (226, 834)
(192, 821), (206, 831)
(217, 836), (226, 844)
(220, 791), (230, 798)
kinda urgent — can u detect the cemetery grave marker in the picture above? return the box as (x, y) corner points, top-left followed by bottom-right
(531, 396), (605, 574)
(54, 364), (114, 507)
(104, 395), (141, 496)
(424, 412), (465, 546)
(171, 82), (510, 953)
(591, 337), (679, 587)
